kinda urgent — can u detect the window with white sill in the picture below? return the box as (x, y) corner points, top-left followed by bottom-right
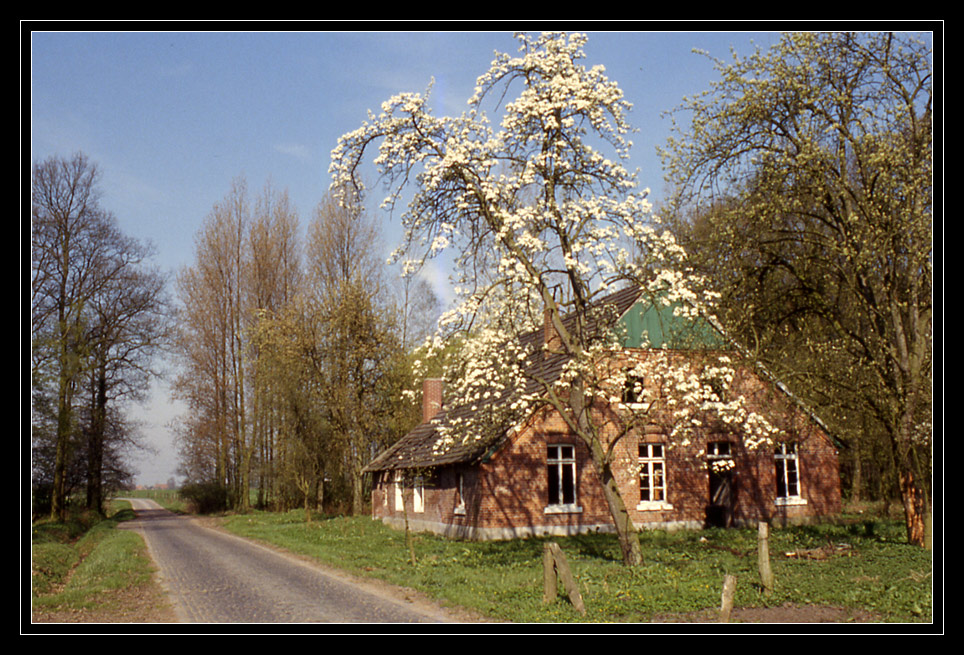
(774, 443), (807, 506)
(545, 445), (581, 513)
(637, 443), (673, 510)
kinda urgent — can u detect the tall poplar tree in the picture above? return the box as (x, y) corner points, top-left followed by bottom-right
(173, 179), (251, 508)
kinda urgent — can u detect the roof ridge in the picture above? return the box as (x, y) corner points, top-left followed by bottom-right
(364, 284), (645, 473)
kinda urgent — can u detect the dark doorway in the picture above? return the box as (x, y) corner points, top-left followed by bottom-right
(707, 469), (735, 527)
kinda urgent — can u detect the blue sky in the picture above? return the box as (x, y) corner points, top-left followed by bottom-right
(28, 28), (807, 485)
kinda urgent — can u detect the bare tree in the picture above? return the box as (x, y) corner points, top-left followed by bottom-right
(175, 179), (310, 512)
(173, 178), (250, 507)
(82, 250), (169, 513)
(32, 152), (167, 518)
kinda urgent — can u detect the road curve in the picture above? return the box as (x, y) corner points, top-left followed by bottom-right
(118, 498), (459, 624)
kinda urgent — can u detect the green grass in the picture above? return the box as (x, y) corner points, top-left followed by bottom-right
(30, 502), (159, 615)
(218, 510), (934, 623)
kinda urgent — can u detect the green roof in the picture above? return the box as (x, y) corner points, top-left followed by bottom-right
(618, 299), (725, 349)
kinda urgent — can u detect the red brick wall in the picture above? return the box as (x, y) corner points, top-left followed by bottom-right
(371, 354), (842, 538)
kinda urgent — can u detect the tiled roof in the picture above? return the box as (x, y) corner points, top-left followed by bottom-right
(363, 285), (645, 472)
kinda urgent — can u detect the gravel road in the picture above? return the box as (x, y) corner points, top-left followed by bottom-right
(119, 498), (465, 624)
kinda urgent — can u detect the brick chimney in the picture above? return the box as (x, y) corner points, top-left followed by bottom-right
(422, 378), (444, 423)
(544, 306), (563, 354)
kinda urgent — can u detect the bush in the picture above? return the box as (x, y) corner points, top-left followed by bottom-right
(179, 481), (229, 514)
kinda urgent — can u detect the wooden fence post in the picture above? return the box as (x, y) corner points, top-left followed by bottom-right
(758, 521), (774, 595)
(542, 542), (586, 615)
(542, 543), (557, 603)
(719, 574), (737, 623)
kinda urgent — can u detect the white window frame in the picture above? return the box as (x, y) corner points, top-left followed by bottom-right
(774, 442), (807, 506)
(545, 444), (582, 514)
(621, 374), (650, 411)
(454, 472), (466, 515)
(637, 443), (673, 511)
(707, 440), (732, 459)
(706, 440), (736, 476)
(394, 471), (404, 512)
(413, 475), (425, 513)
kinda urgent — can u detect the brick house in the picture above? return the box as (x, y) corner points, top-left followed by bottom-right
(364, 286), (842, 540)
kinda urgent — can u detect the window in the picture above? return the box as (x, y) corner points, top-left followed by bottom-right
(703, 375), (727, 402)
(622, 375), (646, 405)
(413, 475), (425, 513)
(394, 471), (404, 511)
(706, 441), (736, 473)
(707, 441), (732, 459)
(454, 472), (466, 515)
(774, 443), (806, 505)
(638, 443), (672, 510)
(546, 445), (580, 512)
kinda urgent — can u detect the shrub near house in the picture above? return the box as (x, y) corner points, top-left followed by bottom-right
(365, 285), (842, 540)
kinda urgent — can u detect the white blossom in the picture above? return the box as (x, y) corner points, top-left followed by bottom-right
(330, 31), (779, 473)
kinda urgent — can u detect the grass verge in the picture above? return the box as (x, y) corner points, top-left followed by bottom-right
(217, 509), (934, 624)
(29, 502), (176, 623)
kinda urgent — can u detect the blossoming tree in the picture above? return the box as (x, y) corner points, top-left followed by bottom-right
(330, 32), (781, 566)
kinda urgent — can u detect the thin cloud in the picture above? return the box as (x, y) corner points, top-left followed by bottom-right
(274, 142), (312, 162)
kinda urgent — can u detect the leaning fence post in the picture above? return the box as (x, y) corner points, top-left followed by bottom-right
(542, 542), (586, 615)
(758, 521), (774, 595)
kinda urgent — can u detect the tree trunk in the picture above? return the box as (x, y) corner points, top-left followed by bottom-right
(898, 467), (928, 547)
(851, 431), (862, 504)
(51, 364), (73, 522)
(890, 411), (929, 547)
(351, 441), (365, 516)
(572, 382), (642, 567)
(599, 470), (643, 567)
(85, 367), (107, 515)
(352, 470), (364, 516)
(585, 432), (642, 566)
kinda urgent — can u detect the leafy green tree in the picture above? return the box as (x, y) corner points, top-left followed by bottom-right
(307, 195), (407, 515)
(661, 31), (933, 546)
(248, 297), (328, 516)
